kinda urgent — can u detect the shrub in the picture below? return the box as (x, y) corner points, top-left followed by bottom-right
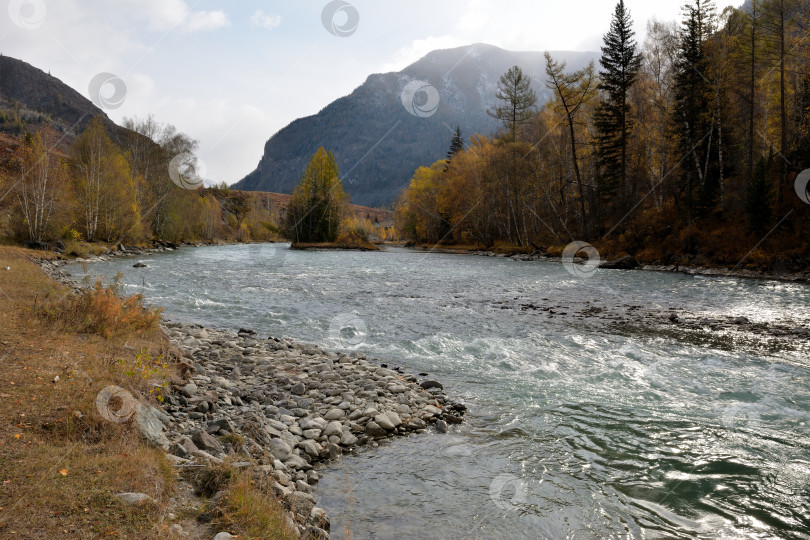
(42, 273), (161, 338)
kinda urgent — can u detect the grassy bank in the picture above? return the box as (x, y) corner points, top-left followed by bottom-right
(0, 246), (295, 539)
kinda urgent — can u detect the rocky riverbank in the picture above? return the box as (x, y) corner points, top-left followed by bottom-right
(36, 254), (465, 539)
(158, 322), (465, 538)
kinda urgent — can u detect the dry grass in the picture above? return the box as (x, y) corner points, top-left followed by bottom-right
(0, 245), (301, 539)
(208, 472), (297, 540)
(0, 246), (179, 539)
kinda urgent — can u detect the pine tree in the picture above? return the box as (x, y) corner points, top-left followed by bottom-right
(594, 0), (642, 203)
(487, 66), (537, 141)
(447, 126), (464, 160)
(285, 147), (347, 243)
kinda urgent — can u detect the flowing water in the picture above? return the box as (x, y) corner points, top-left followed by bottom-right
(68, 244), (810, 539)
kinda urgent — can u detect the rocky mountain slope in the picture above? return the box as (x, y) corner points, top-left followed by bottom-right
(234, 43), (598, 207)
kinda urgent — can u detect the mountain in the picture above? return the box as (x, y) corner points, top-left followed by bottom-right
(0, 54), (123, 150)
(234, 43), (599, 207)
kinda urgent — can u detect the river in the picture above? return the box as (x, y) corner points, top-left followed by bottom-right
(68, 244), (810, 539)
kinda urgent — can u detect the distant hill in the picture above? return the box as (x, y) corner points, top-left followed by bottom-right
(234, 43), (599, 207)
(0, 54), (126, 150)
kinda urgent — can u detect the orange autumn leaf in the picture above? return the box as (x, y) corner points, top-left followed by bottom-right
(58, 469), (67, 476)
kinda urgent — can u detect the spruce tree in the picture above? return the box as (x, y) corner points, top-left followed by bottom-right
(447, 126), (464, 160)
(594, 0), (642, 203)
(672, 0), (720, 221)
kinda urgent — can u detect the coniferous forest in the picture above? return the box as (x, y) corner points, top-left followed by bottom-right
(396, 0), (810, 271)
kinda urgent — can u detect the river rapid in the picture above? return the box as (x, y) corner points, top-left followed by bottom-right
(68, 244), (810, 539)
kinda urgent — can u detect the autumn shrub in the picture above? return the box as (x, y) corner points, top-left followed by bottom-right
(42, 273), (161, 338)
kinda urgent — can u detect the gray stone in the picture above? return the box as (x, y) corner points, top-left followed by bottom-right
(291, 382), (306, 395)
(267, 438), (292, 460)
(385, 411), (402, 428)
(405, 417), (426, 430)
(210, 418), (235, 432)
(340, 432), (358, 446)
(115, 492), (155, 505)
(180, 382), (198, 397)
(192, 429), (224, 454)
(436, 419), (449, 433)
(323, 408), (345, 421)
(374, 414), (395, 431)
(322, 421), (343, 438)
(284, 454), (312, 470)
(302, 428), (322, 440)
(299, 416), (327, 430)
(419, 380), (443, 391)
(365, 421), (387, 437)
(135, 403), (170, 449)
(299, 439), (322, 457)
(213, 533), (234, 540)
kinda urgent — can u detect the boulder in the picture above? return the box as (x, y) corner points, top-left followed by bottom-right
(419, 380), (443, 391)
(135, 403), (170, 449)
(192, 429), (224, 454)
(365, 421), (387, 437)
(322, 421), (343, 438)
(267, 438), (293, 461)
(299, 439), (322, 457)
(374, 414), (395, 431)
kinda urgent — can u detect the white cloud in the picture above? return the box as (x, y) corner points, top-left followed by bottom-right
(183, 11), (229, 33)
(130, 0), (228, 33)
(250, 10), (282, 30)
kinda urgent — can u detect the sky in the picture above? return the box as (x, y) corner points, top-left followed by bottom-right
(0, 0), (730, 185)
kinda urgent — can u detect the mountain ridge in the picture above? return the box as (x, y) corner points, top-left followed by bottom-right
(234, 43), (599, 207)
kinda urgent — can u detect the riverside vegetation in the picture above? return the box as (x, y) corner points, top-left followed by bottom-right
(0, 246), (463, 539)
(396, 0), (810, 273)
